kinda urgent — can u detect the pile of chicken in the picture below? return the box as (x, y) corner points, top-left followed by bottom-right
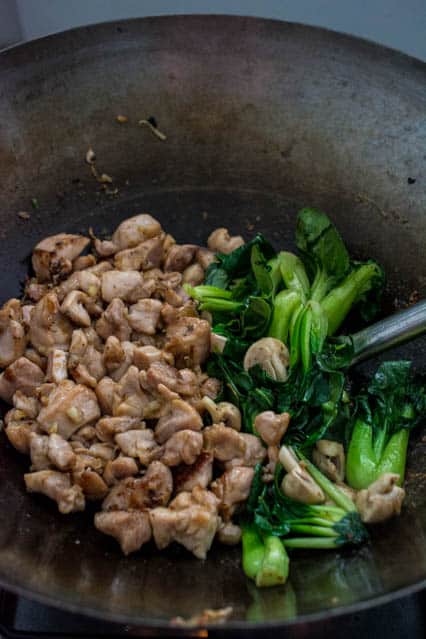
(0, 214), (279, 558)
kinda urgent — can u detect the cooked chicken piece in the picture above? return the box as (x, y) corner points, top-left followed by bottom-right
(94, 510), (152, 555)
(72, 254), (97, 271)
(312, 439), (345, 483)
(164, 244), (197, 272)
(0, 357), (45, 403)
(32, 233), (90, 282)
(60, 290), (102, 327)
(111, 214), (162, 252)
(160, 301), (197, 327)
(114, 236), (164, 271)
(217, 521), (242, 545)
(29, 433), (50, 470)
(70, 425), (98, 445)
(200, 377), (221, 400)
(46, 349), (68, 384)
(96, 415), (143, 441)
(149, 486), (219, 559)
(211, 466), (254, 520)
(254, 411), (290, 446)
(96, 298), (132, 341)
(113, 366), (149, 418)
(37, 380), (100, 440)
(68, 329), (105, 388)
(203, 424), (246, 462)
(128, 299), (163, 335)
(47, 433), (76, 471)
(133, 461), (173, 508)
(144, 361), (197, 397)
(174, 452), (213, 492)
(103, 456), (139, 485)
(73, 468), (109, 500)
(162, 286), (189, 308)
(24, 347), (46, 370)
(56, 270), (101, 302)
(182, 263), (205, 286)
(72, 449), (104, 474)
(25, 281), (49, 302)
(225, 434), (267, 468)
(24, 470), (85, 513)
(115, 429), (160, 465)
(21, 304), (34, 328)
(29, 293), (73, 355)
(155, 398), (203, 444)
(93, 239), (116, 257)
(5, 414), (40, 454)
(101, 270), (145, 304)
(0, 299), (26, 368)
(133, 345), (174, 370)
(202, 397), (241, 431)
(86, 260), (114, 276)
(244, 337), (289, 382)
(356, 473), (405, 524)
(36, 382), (56, 405)
(88, 443), (116, 461)
(12, 390), (40, 418)
(101, 477), (135, 511)
(161, 430), (204, 466)
(96, 377), (120, 415)
(196, 247), (216, 270)
(281, 464), (325, 505)
(105, 340), (135, 382)
(207, 228), (244, 254)
(165, 317), (210, 368)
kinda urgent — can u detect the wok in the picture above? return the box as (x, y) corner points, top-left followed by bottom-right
(0, 15), (425, 631)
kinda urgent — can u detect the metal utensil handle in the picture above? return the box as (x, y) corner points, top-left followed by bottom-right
(351, 300), (426, 364)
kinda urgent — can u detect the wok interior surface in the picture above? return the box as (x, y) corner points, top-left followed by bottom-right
(0, 15), (425, 628)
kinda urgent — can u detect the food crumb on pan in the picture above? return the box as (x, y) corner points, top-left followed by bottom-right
(18, 211), (30, 220)
(170, 606), (233, 627)
(116, 114), (128, 123)
(138, 118), (167, 140)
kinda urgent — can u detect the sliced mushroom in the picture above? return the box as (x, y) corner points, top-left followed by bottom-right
(202, 396), (242, 431)
(243, 338), (289, 382)
(312, 439), (345, 483)
(281, 464), (325, 505)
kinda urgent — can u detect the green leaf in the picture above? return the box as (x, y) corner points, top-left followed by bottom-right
(278, 251), (310, 303)
(251, 244), (274, 297)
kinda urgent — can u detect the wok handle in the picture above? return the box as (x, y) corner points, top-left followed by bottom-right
(351, 299), (426, 364)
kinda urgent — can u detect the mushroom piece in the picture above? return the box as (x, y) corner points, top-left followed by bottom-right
(356, 473), (405, 524)
(278, 445), (299, 473)
(32, 233), (90, 282)
(243, 338), (289, 382)
(281, 464), (325, 505)
(202, 396), (242, 431)
(207, 228), (245, 254)
(312, 439), (345, 483)
(254, 411), (290, 446)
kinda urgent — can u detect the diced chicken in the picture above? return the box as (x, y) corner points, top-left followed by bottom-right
(97, 214), (162, 256)
(96, 377), (120, 415)
(103, 456), (139, 485)
(32, 233), (90, 282)
(155, 398), (203, 444)
(203, 424), (246, 462)
(174, 452), (213, 492)
(96, 416), (143, 441)
(13, 390), (40, 419)
(0, 357), (45, 403)
(46, 349), (68, 384)
(47, 433), (76, 470)
(24, 347), (46, 370)
(164, 244), (197, 272)
(72, 450), (104, 474)
(96, 298), (131, 341)
(72, 254), (97, 271)
(94, 510), (152, 555)
(150, 487), (219, 559)
(312, 439), (345, 483)
(88, 443), (115, 461)
(225, 434), (267, 468)
(29, 433), (50, 470)
(144, 361), (197, 397)
(56, 270), (101, 302)
(196, 247), (216, 270)
(115, 429), (161, 465)
(160, 301), (197, 326)
(128, 299), (163, 335)
(102, 462), (173, 510)
(25, 281), (49, 302)
(165, 317), (210, 368)
(281, 464), (325, 505)
(217, 521), (242, 545)
(60, 290), (102, 327)
(207, 228), (244, 254)
(133, 345), (174, 370)
(101, 271), (145, 304)
(24, 470), (85, 513)
(200, 377), (221, 400)
(161, 430), (204, 466)
(68, 329), (105, 388)
(5, 415), (40, 454)
(37, 380), (100, 439)
(182, 263), (205, 286)
(86, 260), (114, 276)
(113, 366), (149, 418)
(73, 469), (109, 500)
(21, 304), (34, 328)
(70, 425), (98, 445)
(211, 467), (254, 520)
(0, 299), (26, 368)
(254, 411), (290, 446)
(104, 339), (134, 382)
(356, 473), (405, 524)
(29, 293), (73, 355)
(114, 236), (164, 271)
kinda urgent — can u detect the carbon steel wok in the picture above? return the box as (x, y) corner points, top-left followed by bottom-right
(0, 15), (425, 631)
